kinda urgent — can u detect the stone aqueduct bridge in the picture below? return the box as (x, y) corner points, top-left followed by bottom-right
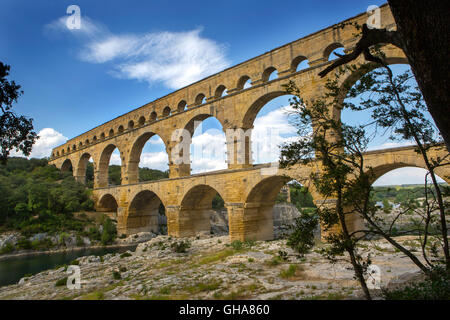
(49, 5), (449, 240)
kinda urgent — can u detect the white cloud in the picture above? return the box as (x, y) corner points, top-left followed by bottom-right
(251, 106), (298, 163)
(191, 129), (227, 173)
(368, 141), (414, 151)
(139, 151), (169, 171)
(373, 167), (445, 186)
(10, 128), (67, 159)
(45, 17), (230, 89)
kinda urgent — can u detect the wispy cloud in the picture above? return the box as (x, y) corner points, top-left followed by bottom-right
(44, 16), (230, 89)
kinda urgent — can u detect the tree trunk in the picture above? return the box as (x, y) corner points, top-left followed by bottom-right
(388, 0), (450, 150)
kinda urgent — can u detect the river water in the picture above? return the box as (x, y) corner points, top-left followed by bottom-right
(0, 245), (137, 287)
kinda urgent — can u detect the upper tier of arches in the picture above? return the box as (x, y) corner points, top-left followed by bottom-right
(51, 4), (397, 159)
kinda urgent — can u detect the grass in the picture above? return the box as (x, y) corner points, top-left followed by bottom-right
(305, 292), (346, 300)
(183, 280), (222, 294)
(120, 252), (132, 259)
(198, 249), (235, 265)
(279, 264), (297, 279)
(81, 291), (105, 300)
(55, 277), (68, 287)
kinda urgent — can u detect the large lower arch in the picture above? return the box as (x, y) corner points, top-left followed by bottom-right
(172, 184), (225, 237)
(126, 190), (166, 235)
(235, 175), (292, 241)
(127, 132), (167, 184)
(96, 194), (118, 219)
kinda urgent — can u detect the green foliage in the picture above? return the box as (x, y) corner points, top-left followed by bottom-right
(286, 211), (318, 256)
(170, 240), (191, 253)
(55, 277), (68, 287)
(100, 217), (117, 245)
(381, 199), (393, 213)
(212, 194), (225, 209)
(0, 157), (94, 236)
(120, 252), (132, 259)
(139, 167), (169, 182)
(112, 271), (122, 280)
(383, 267), (450, 300)
(69, 259), (79, 266)
(16, 237), (32, 250)
(279, 264), (298, 279)
(230, 240), (243, 251)
(0, 62), (38, 163)
(0, 242), (14, 254)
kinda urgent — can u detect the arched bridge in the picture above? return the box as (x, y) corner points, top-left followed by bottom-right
(49, 4), (449, 241)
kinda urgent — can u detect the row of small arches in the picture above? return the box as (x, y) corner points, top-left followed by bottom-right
(54, 43), (346, 158)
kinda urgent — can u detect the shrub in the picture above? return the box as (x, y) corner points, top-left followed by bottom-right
(112, 271), (121, 280)
(76, 235), (84, 247)
(69, 259), (79, 266)
(286, 211), (318, 256)
(120, 252), (132, 259)
(101, 218), (117, 245)
(0, 242), (15, 254)
(230, 240), (243, 251)
(119, 266), (127, 273)
(55, 277), (68, 287)
(383, 267), (450, 300)
(16, 237), (32, 250)
(279, 264), (298, 279)
(171, 240), (191, 253)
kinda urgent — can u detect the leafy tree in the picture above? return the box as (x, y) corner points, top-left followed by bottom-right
(286, 211), (318, 256)
(0, 157), (94, 235)
(0, 62), (38, 163)
(318, 1), (450, 150)
(101, 217), (117, 245)
(280, 57), (449, 298)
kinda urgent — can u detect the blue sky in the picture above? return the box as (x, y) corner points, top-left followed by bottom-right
(1, 0), (442, 185)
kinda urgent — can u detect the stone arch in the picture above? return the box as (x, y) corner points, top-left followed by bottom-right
(323, 42), (344, 60)
(118, 125), (124, 133)
(126, 190), (166, 235)
(138, 116), (146, 126)
(237, 75), (251, 90)
(98, 144), (122, 188)
(242, 175), (292, 240)
(177, 184), (226, 236)
(262, 66), (278, 82)
(242, 91), (287, 128)
(128, 120), (135, 129)
(100, 132), (106, 140)
(291, 55), (308, 72)
(367, 153), (450, 185)
(215, 85), (227, 98)
(75, 152), (93, 184)
(109, 129), (114, 137)
(195, 93), (206, 106)
(127, 131), (168, 184)
(178, 100), (187, 112)
(150, 111), (157, 122)
(61, 159), (73, 172)
(97, 194), (118, 218)
(333, 56), (409, 120)
(85, 139), (90, 145)
(162, 106), (171, 117)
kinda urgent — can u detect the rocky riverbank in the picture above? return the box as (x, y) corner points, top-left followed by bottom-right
(0, 233), (429, 300)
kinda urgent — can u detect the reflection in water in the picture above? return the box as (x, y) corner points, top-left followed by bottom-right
(0, 245), (136, 287)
